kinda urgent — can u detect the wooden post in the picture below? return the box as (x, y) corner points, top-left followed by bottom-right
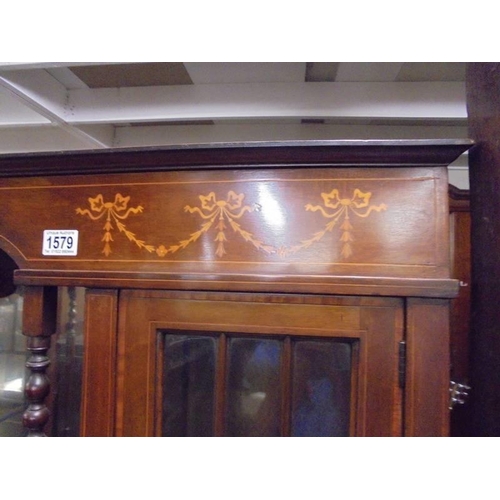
(22, 286), (57, 437)
(466, 63), (500, 436)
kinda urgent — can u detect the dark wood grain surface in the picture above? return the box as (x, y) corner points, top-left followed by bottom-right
(81, 289), (118, 437)
(115, 291), (403, 437)
(449, 189), (472, 435)
(0, 140), (473, 437)
(467, 63), (500, 436)
(0, 139), (473, 178)
(1, 165), (457, 296)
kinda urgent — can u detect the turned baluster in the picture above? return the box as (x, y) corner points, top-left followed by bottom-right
(23, 336), (52, 436)
(22, 286), (57, 437)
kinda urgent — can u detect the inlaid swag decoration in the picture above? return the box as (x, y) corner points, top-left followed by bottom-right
(156, 191), (275, 258)
(280, 188), (388, 258)
(76, 188), (387, 260)
(75, 194), (155, 257)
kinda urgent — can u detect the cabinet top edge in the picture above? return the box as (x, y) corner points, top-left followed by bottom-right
(0, 139), (474, 178)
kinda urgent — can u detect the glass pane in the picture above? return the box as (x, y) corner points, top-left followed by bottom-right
(162, 334), (216, 437)
(0, 290), (27, 437)
(292, 340), (351, 437)
(1, 287), (86, 437)
(226, 338), (281, 437)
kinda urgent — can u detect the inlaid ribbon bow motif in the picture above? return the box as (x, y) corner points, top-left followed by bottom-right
(156, 191), (274, 258)
(76, 193), (155, 256)
(75, 188), (387, 260)
(281, 188), (387, 258)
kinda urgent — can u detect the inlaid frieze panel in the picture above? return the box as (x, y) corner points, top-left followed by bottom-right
(0, 166), (449, 282)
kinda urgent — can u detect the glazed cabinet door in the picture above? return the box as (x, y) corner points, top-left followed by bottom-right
(111, 291), (403, 437)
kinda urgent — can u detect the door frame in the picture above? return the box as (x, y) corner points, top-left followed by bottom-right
(95, 290), (406, 437)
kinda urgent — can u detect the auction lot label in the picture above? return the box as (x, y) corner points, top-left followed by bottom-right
(42, 230), (79, 256)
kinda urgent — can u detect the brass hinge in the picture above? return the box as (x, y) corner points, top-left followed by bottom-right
(398, 340), (406, 389)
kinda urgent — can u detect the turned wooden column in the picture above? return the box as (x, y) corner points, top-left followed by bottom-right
(22, 286), (57, 437)
(466, 63), (500, 436)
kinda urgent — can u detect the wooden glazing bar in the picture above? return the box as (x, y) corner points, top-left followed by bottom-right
(349, 341), (360, 437)
(214, 333), (227, 437)
(280, 336), (292, 437)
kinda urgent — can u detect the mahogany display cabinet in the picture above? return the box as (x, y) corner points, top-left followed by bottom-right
(0, 139), (473, 437)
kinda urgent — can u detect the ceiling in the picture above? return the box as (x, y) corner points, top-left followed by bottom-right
(0, 62), (469, 187)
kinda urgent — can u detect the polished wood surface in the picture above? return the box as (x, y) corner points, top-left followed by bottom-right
(406, 298), (451, 436)
(115, 291), (403, 437)
(2, 165), (457, 297)
(0, 139), (473, 178)
(467, 63), (500, 436)
(80, 289), (118, 437)
(21, 286), (57, 437)
(0, 140), (472, 437)
(14, 271), (461, 299)
(449, 187), (471, 435)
